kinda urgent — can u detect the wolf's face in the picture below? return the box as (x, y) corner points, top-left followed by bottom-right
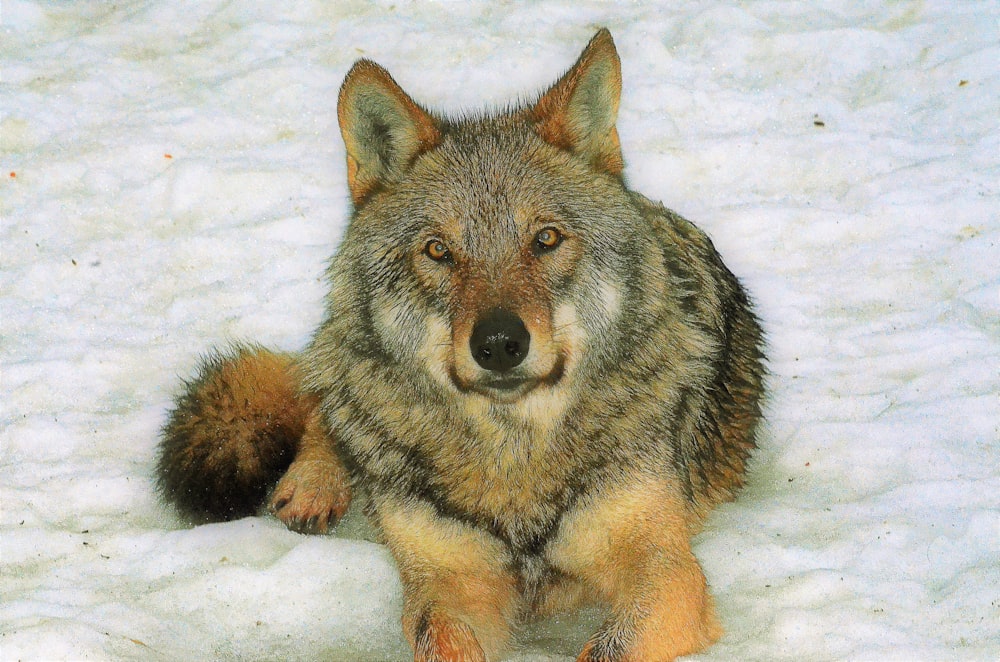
(347, 122), (636, 408)
(331, 33), (645, 414)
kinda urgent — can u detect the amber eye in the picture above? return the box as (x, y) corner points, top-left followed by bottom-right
(425, 239), (451, 262)
(534, 227), (562, 251)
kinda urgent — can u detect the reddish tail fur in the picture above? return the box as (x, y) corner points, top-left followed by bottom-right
(156, 345), (314, 522)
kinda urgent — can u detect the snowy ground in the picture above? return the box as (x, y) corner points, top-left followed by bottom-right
(2, 1), (998, 660)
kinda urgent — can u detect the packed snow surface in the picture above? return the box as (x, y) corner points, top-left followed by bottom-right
(2, 1), (998, 660)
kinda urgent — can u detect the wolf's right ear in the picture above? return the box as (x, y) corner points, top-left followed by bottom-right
(337, 60), (441, 205)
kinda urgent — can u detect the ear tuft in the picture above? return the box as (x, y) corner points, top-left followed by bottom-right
(337, 60), (440, 205)
(532, 28), (624, 177)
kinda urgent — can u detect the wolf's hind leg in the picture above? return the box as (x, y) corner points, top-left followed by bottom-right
(269, 406), (352, 534)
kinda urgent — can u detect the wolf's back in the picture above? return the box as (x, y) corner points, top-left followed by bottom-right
(156, 345), (314, 522)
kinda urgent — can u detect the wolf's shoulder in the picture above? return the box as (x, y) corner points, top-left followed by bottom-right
(628, 191), (706, 242)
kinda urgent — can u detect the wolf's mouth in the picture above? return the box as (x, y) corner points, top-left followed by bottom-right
(482, 376), (532, 391)
(449, 356), (566, 403)
(473, 376), (540, 401)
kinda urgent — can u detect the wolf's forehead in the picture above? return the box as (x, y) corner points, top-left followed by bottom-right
(408, 134), (541, 241)
(442, 130), (539, 194)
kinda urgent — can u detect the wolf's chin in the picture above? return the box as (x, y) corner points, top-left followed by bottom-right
(470, 377), (541, 403)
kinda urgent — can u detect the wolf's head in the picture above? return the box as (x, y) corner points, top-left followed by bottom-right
(329, 30), (656, 415)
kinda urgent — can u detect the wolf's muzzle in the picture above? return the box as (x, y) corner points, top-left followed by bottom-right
(470, 308), (530, 373)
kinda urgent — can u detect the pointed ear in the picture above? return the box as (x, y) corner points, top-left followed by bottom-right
(337, 60), (441, 205)
(531, 29), (623, 177)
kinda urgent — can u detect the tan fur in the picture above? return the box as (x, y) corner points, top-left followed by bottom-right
(378, 497), (519, 657)
(551, 476), (721, 661)
(414, 611), (487, 662)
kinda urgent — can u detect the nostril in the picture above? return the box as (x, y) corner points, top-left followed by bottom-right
(470, 308), (530, 373)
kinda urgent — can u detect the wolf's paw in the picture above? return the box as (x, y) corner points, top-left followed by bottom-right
(577, 639), (624, 662)
(414, 612), (486, 662)
(576, 605), (720, 662)
(269, 459), (351, 534)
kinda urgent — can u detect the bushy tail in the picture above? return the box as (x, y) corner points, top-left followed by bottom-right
(156, 345), (314, 523)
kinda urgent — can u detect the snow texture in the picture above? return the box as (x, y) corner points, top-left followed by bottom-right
(2, 1), (998, 660)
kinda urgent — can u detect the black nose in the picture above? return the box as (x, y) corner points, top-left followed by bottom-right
(470, 308), (530, 373)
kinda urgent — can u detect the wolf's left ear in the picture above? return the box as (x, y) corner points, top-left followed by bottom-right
(338, 60), (441, 205)
(531, 28), (623, 177)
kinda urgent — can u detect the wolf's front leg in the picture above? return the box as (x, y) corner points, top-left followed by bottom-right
(374, 495), (519, 662)
(550, 475), (721, 662)
(268, 407), (351, 534)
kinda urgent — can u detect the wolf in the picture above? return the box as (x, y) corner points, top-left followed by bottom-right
(156, 29), (765, 661)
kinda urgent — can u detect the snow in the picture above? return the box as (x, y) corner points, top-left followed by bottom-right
(2, 1), (998, 660)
